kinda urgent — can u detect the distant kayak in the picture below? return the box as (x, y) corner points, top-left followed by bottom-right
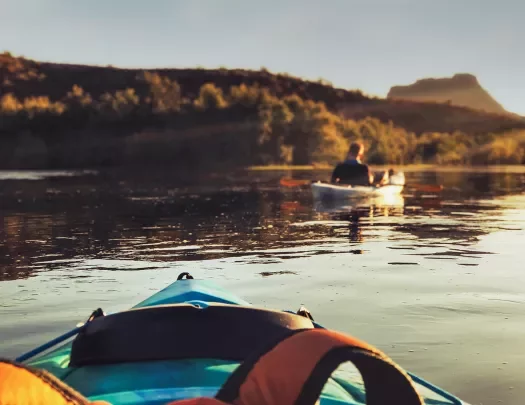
(12, 272), (468, 405)
(312, 172), (405, 200)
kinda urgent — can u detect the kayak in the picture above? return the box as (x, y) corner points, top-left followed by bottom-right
(311, 182), (404, 199)
(16, 272), (467, 405)
(311, 173), (405, 201)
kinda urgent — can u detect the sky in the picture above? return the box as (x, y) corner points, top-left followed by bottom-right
(1, 0), (524, 114)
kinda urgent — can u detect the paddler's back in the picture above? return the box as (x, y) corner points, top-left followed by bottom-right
(331, 161), (371, 185)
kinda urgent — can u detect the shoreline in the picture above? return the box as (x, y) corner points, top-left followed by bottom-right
(0, 164), (524, 176)
(247, 164), (525, 173)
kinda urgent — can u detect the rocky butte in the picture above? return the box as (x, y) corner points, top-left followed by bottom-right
(387, 73), (508, 115)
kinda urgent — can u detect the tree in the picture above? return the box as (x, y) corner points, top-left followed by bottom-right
(139, 72), (182, 113)
(0, 93), (22, 114)
(0, 93), (23, 132)
(64, 85), (93, 108)
(97, 88), (140, 121)
(22, 96), (65, 118)
(257, 96), (293, 163)
(229, 84), (262, 108)
(62, 85), (95, 126)
(284, 97), (343, 165)
(193, 83), (228, 111)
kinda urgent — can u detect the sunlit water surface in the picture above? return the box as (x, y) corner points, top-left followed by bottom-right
(1, 168), (525, 405)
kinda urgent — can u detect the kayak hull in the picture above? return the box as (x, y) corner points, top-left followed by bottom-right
(311, 182), (403, 200)
(311, 183), (404, 213)
(21, 277), (467, 405)
(311, 171), (405, 201)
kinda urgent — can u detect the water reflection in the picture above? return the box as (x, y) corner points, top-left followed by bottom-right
(0, 169), (524, 281)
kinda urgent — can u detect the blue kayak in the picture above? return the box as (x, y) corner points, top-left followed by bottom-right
(17, 273), (468, 405)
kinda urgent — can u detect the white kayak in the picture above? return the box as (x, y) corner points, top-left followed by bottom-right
(311, 172), (405, 200)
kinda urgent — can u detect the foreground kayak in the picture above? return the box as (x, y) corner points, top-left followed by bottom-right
(17, 273), (467, 405)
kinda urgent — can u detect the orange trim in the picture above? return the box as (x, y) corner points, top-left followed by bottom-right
(279, 178), (311, 187)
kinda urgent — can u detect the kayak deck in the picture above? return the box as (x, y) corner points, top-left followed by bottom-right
(22, 277), (465, 405)
(311, 183), (404, 204)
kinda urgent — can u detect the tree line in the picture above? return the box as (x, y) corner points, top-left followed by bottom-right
(1, 69), (524, 168)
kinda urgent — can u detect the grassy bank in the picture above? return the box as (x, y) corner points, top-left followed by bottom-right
(247, 164), (331, 171)
(248, 164), (525, 174)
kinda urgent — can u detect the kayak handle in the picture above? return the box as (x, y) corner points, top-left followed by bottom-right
(177, 272), (194, 280)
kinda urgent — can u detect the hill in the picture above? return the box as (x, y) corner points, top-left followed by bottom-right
(1, 52), (525, 169)
(387, 73), (508, 115)
(0, 52), (366, 110)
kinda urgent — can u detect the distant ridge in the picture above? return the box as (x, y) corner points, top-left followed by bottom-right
(2, 52), (522, 135)
(387, 73), (508, 115)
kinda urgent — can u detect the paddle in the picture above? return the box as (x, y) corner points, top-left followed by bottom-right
(15, 326), (84, 362)
(279, 177), (443, 193)
(15, 308), (105, 362)
(279, 178), (312, 187)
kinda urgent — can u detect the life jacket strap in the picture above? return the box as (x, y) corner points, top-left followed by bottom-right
(215, 328), (423, 405)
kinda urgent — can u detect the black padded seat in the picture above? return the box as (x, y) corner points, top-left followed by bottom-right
(70, 303), (314, 366)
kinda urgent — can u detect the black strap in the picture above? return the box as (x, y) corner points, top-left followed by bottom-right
(295, 346), (422, 405)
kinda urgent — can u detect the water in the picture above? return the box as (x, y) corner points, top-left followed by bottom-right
(1, 167), (525, 405)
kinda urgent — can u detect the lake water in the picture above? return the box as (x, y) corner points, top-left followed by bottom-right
(1, 167), (525, 405)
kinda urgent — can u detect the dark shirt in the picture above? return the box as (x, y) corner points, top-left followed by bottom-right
(331, 159), (371, 186)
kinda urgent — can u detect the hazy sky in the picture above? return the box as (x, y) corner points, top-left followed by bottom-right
(2, 0), (524, 114)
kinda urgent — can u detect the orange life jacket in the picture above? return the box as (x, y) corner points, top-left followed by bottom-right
(0, 328), (423, 405)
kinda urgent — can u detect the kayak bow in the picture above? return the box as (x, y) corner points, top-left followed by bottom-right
(16, 273), (467, 405)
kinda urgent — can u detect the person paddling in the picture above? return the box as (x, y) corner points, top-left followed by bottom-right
(331, 142), (388, 186)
